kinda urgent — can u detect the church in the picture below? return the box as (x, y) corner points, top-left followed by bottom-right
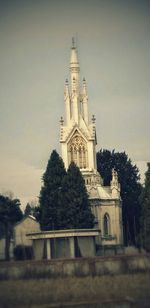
(27, 40), (123, 260)
(60, 39), (123, 247)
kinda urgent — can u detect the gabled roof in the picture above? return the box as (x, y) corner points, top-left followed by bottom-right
(14, 215), (38, 227)
(88, 185), (112, 200)
(65, 125), (89, 144)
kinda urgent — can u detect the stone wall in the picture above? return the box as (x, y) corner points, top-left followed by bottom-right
(0, 254), (149, 280)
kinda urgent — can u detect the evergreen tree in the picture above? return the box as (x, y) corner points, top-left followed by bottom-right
(32, 205), (41, 222)
(24, 200), (40, 220)
(139, 163), (150, 251)
(24, 203), (32, 216)
(39, 150), (66, 230)
(97, 149), (142, 245)
(60, 162), (94, 229)
(0, 195), (23, 260)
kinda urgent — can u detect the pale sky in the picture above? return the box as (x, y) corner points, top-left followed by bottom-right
(0, 0), (150, 209)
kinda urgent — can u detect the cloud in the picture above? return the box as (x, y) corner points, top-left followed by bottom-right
(0, 155), (43, 209)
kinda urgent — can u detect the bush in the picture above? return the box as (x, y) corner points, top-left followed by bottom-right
(14, 245), (33, 260)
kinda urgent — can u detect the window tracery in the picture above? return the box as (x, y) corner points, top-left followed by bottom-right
(68, 132), (88, 169)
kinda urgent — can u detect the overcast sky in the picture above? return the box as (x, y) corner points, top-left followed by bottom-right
(0, 0), (150, 209)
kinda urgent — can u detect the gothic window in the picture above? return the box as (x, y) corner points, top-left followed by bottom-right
(68, 132), (88, 169)
(70, 146), (73, 161)
(79, 146), (82, 168)
(74, 146), (77, 165)
(83, 146), (86, 168)
(103, 213), (111, 236)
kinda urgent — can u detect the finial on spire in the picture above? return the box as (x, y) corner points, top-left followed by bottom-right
(111, 168), (119, 185)
(60, 116), (64, 126)
(92, 115), (96, 123)
(83, 78), (87, 91)
(72, 37), (75, 48)
(111, 168), (120, 198)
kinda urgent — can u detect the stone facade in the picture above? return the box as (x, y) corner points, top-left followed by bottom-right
(60, 40), (123, 246)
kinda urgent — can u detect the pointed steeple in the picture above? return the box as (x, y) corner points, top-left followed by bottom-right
(64, 78), (71, 124)
(70, 37), (80, 94)
(82, 78), (89, 124)
(64, 78), (69, 97)
(61, 40), (97, 172)
(70, 37), (78, 63)
(111, 169), (120, 199)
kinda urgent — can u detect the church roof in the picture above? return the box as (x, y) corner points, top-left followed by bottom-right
(97, 186), (112, 199)
(88, 185), (114, 200)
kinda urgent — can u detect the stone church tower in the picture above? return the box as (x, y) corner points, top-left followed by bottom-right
(60, 40), (123, 246)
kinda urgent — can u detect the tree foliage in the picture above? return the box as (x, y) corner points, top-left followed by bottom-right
(24, 203), (32, 216)
(97, 149), (142, 245)
(24, 199), (40, 221)
(139, 163), (150, 251)
(39, 150), (66, 230)
(0, 195), (23, 260)
(60, 162), (94, 229)
(39, 151), (94, 230)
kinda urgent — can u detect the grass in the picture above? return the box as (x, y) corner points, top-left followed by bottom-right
(0, 273), (150, 307)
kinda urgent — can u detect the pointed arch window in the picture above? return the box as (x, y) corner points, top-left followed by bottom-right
(103, 213), (111, 236)
(68, 132), (88, 169)
(83, 146), (86, 168)
(79, 146), (82, 168)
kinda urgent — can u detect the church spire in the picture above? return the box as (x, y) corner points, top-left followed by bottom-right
(70, 37), (80, 95)
(64, 78), (71, 124)
(82, 78), (89, 124)
(61, 40), (97, 171)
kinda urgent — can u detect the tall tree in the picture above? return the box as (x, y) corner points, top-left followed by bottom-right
(97, 149), (142, 245)
(39, 150), (66, 230)
(24, 203), (32, 216)
(139, 163), (150, 251)
(0, 195), (23, 260)
(60, 162), (95, 229)
(24, 199), (40, 219)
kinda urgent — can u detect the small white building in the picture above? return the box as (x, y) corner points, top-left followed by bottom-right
(14, 215), (40, 247)
(27, 229), (100, 260)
